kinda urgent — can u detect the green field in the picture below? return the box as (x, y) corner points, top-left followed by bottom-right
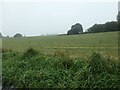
(2, 31), (120, 88)
(3, 31), (119, 59)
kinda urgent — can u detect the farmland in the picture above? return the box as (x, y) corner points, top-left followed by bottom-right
(3, 31), (119, 59)
(2, 31), (120, 88)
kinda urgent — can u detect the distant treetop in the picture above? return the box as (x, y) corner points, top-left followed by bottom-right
(0, 33), (3, 38)
(14, 33), (22, 38)
(67, 23), (83, 35)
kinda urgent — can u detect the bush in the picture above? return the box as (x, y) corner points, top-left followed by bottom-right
(88, 52), (106, 74)
(88, 52), (119, 88)
(22, 48), (39, 59)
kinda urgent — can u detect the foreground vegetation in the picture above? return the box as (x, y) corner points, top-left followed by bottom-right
(2, 31), (119, 88)
(2, 48), (120, 88)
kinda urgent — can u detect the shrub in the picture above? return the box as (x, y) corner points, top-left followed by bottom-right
(88, 52), (119, 88)
(22, 48), (39, 59)
(89, 52), (107, 75)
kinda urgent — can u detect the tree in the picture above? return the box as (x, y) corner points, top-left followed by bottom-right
(14, 33), (22, 38)
(6, 36), (10, 38)
(67, 23), (83, 35)
(87, 21), (118, 33)
(67, 30), (73, 35)
(104, 21), (118, 32)
(0, 33), (3, 38)
(87, 24), (105, 33)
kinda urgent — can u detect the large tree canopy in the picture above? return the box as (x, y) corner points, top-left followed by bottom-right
(14, 33), (22, 38)
(87, 21), (118, 33)
(67, 23), (83, 35)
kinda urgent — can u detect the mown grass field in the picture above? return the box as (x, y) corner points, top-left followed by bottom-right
(2, 31), (120, 88)
(2, 31), (119, 59)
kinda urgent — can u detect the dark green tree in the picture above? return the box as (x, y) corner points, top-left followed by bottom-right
(67, 23), (83, 35)
(67, 30), (73, 35)
(14, 33), (22, 38)
(0, 33), (3, 38)
(104, 21), (118, 32)
(87, 21), (118, 33)
(87, 24), (104, 33)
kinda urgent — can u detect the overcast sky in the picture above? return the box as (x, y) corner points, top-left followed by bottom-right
(0, 0), (119, 36)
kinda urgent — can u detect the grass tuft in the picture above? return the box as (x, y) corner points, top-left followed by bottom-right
(22, 47), (39, 59)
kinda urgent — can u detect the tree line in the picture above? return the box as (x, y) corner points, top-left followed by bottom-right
(87, 21), (118, 33)
(0, 33), (23, 38)
(67, 12), (119, 35)
(0, 12), (119, 38)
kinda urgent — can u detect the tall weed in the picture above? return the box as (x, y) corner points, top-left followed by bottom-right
(22, 47), (39, 59)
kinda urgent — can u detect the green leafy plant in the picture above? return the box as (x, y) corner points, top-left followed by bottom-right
(22, 47), (39, 59)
